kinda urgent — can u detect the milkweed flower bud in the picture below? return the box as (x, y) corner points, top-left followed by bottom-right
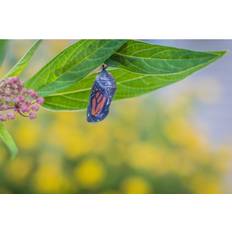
(0, 114), (6, 121)
(29, 111), (37, 120)
(31, 104), (40, 111)
(36, 97), (44, 105)
(6, 112), (15, 120)
(0, 77), (44, 121)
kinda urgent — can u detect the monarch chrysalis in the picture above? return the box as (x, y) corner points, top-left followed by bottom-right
(87, 66), (116, 122)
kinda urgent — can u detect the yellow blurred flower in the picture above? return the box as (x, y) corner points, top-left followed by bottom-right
(127, 143), (165, 173)
(5, 157), (32, 183)
(191, 175), (222, 193)
(165, 117), (209, 154)
(55, 112), (78, 125)
(74, 159), (105, 188)
(121, 177), (151, 194)
(15, 122), (41, 150)
(32, 154), (73, 193)
(48, 120), (91, 158)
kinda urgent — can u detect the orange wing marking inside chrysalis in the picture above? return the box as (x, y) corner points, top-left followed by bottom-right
(91, 91), (107, 116)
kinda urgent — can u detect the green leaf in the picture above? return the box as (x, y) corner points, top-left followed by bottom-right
(4, 40), (41, 78)
(25, 40), (126, 94)
(0, 123), (18, 159)
(41, 41), (225, 111)
(0, 40), (8, 65)
(107, 40), (225, 74)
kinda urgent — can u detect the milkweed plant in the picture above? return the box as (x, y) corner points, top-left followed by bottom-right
(0, 40), (226, 158)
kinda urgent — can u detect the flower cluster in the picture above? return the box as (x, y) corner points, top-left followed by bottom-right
(0, 77), (44, 121)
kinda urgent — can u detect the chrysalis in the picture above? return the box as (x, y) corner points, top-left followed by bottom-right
(87, 66), (116, 122)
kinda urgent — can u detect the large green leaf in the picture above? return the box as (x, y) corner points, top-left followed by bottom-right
(41, 41), (225, 111)
(25, 40), (126, 94)
(0, 123), (18, 159)
(44, 52), (224, 110)
(4, 40), (41, 78)
(107, 40), (225, 74)
(0, 40), (7, 65)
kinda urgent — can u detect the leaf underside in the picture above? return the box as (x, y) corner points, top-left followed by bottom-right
(25, 40), (127, 93)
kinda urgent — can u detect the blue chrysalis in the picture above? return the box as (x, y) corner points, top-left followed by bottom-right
(87, 66), (116, 122)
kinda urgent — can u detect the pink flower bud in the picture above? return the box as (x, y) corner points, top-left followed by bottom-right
(1, 105), (9, 110)
(31, 104), (40, 111)
(14, 95), (24, 103)
(4, 97), (11, 102)
(11, 77), (19, 84)
(6, 112), (15, 120)
(21, 104), (30, 113)
(0, 114), (6, 121)
(0, 77), (43, 121)
(36, 97), (44, 105)
(29, 112), (37, 120)
(28, 89), (37, 98)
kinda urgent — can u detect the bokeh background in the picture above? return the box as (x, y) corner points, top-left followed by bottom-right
(0, 40), (231, 194)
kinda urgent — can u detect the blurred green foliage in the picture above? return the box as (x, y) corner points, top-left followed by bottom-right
(0, 41), (230, 193)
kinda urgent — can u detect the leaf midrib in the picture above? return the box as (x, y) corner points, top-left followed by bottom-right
(113, 52), (218, 61)
(43, 54), (220, 98)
